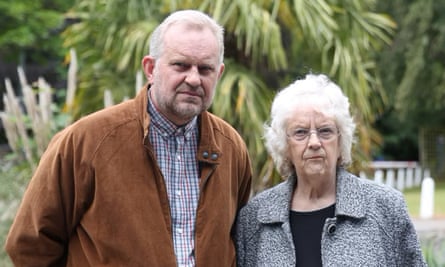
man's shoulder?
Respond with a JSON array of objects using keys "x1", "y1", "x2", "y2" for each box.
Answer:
[
  {"x1": 73, "y1": 99, "x2": 138, "y2": 132},
  {"x1": 52, "y1": 99, "x2": 140, "y2": 148}
]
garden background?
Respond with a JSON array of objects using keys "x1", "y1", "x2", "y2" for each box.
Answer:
[{"x1": 1, "y1": 0, "x2": 444, "y2": 266}]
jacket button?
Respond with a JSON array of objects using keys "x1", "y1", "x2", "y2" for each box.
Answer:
[
  {"x1": 211, "y1": 153, "x2": 218, "y2": 160},
  {"x1": 327, "y1": 223, "x2": 336, "y2": 234},
  {"x1": 202, "y1": 151, "x2": 209, "y2": 158}
]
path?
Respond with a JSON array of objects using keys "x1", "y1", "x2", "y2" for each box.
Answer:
[{"x1": 412, "y1": 217, "x2": 445, "y2": 235}]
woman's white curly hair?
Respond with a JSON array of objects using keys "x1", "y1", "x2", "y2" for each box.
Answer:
[{"x1": 263, "y1": 74, "x2": 356, "y2": 178}]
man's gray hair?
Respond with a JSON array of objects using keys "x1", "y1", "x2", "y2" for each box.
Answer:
[{"x1": 149, "y1": 10, "x2": 224, "y2": 64}]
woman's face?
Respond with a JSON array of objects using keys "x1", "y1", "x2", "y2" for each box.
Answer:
[{"x1": 286, "y1": 105, "x2": 341, "y2": 179}]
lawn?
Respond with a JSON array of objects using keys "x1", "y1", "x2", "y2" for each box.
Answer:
[{"x1": 404, "y1": 179, "x2": 445, "y2": 218}]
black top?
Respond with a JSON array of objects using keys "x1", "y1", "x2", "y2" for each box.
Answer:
[{"x1": 289, "y1": 204, "x2": 335, "y2": 267}]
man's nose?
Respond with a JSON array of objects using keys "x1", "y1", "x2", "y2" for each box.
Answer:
[{"x1": 185, "y1": 66, "x2": 201, "y2": 87}]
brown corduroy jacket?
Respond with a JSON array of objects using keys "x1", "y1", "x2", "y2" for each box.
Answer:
[{"x1": 5, "y1": 87, "x2": 252, "y2": 267}]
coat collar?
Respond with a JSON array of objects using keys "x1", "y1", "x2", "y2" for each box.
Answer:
[
  {"x1": 257, "y1": 168, "x2": 366, "y2": 224},
  {"x1": 335, "y1": 168, "x2": 367, "y2": 219},
  {"x1": 257, "y1": 178, "x2": 294, "y2": 224}
]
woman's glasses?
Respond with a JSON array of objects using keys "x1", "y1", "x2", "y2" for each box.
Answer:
[{"x1": 287, "y1": 126, "x2": 339, "y2": 142}]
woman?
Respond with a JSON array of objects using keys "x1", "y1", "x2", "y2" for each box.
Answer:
[{"x1": 235, "y1": 74, "x2": 426, "y2": 266}]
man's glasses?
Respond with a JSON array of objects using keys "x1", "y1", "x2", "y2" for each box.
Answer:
[{"x1": 287, "y1": 126, "x2": 339, "y2": 142}]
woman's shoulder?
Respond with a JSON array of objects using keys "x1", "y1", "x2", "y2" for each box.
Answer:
[
  {"x1": 238, "y1": 179, "x2": 292, "y2": 225},
  {"x1": 340, "y1": 170, "x2": 404, "y2": 201},
  {"x1": 247, "y1": 179, "x2": 291, "y2": 206},
  {"x1": 358, "y1": 174, "x2": 404, "y2": 202},
  {"x1": 341, "y1": 170, "x2": 408, "y2": 219}
]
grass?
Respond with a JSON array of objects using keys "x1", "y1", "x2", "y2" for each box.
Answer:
[{"x1": 404, "y1": 179, "x2": 445, "y2": 218}]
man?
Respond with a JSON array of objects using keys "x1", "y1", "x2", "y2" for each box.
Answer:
[{"x1": 6, "y1": 10, "x2": 252, "y2": 267}]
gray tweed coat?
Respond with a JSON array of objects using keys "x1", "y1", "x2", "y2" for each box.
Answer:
[{"x1": 235, "y1": 168, "x2": 427, "y2": 267}]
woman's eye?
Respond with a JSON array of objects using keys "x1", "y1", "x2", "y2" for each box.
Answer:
[
  {"x1": 319, "y1": 127, "x2": 334, "y2": 134},
  {"x1": 294, "y1": 129, "x2": 309, "y2": 136}
]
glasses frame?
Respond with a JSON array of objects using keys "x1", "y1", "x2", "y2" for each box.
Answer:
[{"x1": 286, "y1": 126, "x2": 340, "y2": 142}]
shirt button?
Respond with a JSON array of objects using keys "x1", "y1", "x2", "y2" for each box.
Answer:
[
  {"x1": 177, "y1": 228, "x2": 183, "y2": 234},
  {"x1": 175, "y1": 190, "x2": 181, "y2": 196}
]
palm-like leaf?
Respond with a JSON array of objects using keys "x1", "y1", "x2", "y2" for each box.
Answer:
[
  {"x1": 63, "y1": 0, "x2": 395, "y2": 191},
  {"x1": 212, "y1": 60, "x2": 273, "y2": 190}
]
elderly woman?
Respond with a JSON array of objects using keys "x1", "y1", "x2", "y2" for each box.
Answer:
[{"x1": 235, "y1": 74, "x2": 426, "y2": 267}]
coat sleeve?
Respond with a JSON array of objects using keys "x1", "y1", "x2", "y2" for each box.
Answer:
[
  {"x1": 393, "y1": 195, "x2": 427, "y2": 266},
  {"x1": 235, "y1": 207, "x2": 248, "y2": 266},
  {"x1": 5, "y1": 130, "x2": 93, "y2": 267}
]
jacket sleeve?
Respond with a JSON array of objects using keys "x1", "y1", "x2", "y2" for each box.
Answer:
[
  {"x1": 5, "y1": 130, "x2": 93, "y2": 267},
  {"x1": 238, "y1": 147, "x2": 252, "y2": 208}
]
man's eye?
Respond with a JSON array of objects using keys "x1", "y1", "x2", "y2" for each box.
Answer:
[
  {"x1": 198, "y1": 66, "x2": 213, "y2": 74},
  {"x1": 173, "y1": 62, "x2": 184, "y2": 66},
  {"x1": 172, "y1": 62, "x2": 188, "y2": 69}
]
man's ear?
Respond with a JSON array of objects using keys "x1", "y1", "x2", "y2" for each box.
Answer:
[{"x1": 142, "y1": 56, "x2": 156, "y2": 83}]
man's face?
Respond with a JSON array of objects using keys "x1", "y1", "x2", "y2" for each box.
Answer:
[{"x1": 142, "y1": 23, "x2": 224, "y2": 125}]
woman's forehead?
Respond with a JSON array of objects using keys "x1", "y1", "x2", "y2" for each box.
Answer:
[{"x1": 287, "y1": 106, "x2": 336, "y2": 124}]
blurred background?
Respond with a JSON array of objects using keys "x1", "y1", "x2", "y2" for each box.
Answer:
[{"x1": 0, "y1": 0, "x2": 444, "y2": 265}]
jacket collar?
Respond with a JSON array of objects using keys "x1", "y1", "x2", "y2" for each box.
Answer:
[
  {"x1": 136, "y1": 84, "x2": 222, "y2": 165},
  {"x1": 257, "y1": 168, "x2": 366, "y2": 224},
  {"x1": 135, "y1": 84, "x2": 150, "y2": 140}
]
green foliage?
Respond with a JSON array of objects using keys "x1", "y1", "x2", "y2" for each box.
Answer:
[
  {"x1": 62, "y1": 0, "x2": 395, "y2": 190},
  {"x1": 0, "y1": 156, "x2": 31, "y2": 267},
  {"x1": 0, "y1": 0, "x2": 74, "y2": 63},
  {"x1": 2, "y1": 101, "x2": 71, "y2": 169},
  {"x1": 373, "y1": 0, "x2": 445, "y2": 162},
  {"x1": 1, "y1": 76, "x2": 73, "y2": 171},
  {"x1": 377, "y1": 0, "x2": 445, "y2": 127},
  {"x1": 61, "y1": 1, "x2": 160, "y2": 116}
]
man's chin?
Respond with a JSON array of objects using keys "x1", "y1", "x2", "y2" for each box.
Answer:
[{"x1": 174, "y1": 104, "x2": 202, "y2": 118}]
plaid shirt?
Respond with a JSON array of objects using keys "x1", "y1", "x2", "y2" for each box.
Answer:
[{"x1": 148, "y1": 96, "x2": 199, "y2": 267}]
